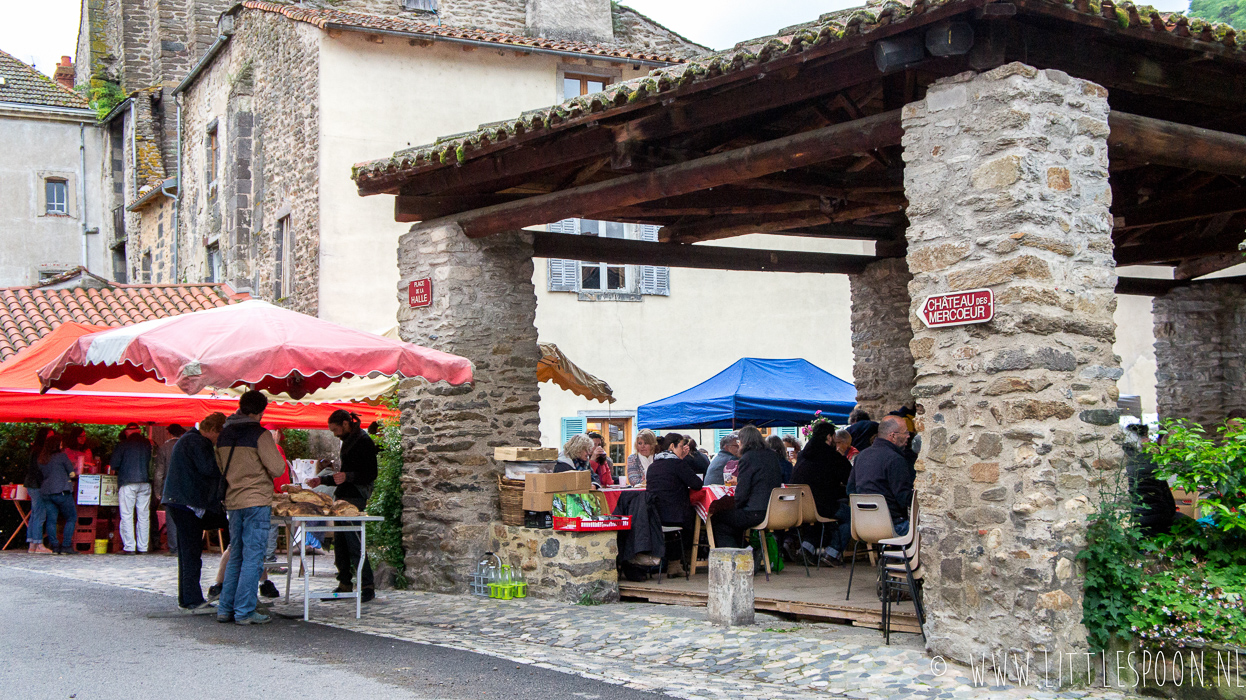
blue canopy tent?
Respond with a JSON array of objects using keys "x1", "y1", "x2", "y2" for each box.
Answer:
[{"x1": 637, "y1": 358, "x2": 856, "y2": 430}]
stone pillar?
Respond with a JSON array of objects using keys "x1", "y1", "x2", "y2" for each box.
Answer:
[
  {"x1": 902, "y1": 64, "x2": 1121, "y2": 669},
  {"x1": 396, "y1": 223, "x2": 543, "y2": 592},
  {"x1": 849, "y1": 257, "x2": 916, "y2": 417},
  {"x1": 707, "y1": 548, "x2": 755, "y2": 626},
  {"x1": 1153, "y1": 283, "x2": 1246, "y2": 426}
]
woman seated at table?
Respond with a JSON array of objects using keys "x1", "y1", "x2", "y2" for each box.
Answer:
[
  {"x1": 555, "y1": 434, "x2": 600, "y2": 486},
  {"x1": 645, "y1": 434, "x2": 703, "y2": 577},
  {"x1": 712, "y1": 426, "x2": 785, "y2": 549},
  {"x1": 624, "y1": 429, "x2": 658, "y2": 486},
  {"x1": 791, "y1": 421, "x2": 852, "y2": 564}
]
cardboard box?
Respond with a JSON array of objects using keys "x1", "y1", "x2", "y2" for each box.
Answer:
[
  {"x1": 522, "y1": 489, "x2": 590, "y2": 512},
  {"x1": 524, "y1": 470, "x2": 590, "y2": 494},
  {"x1": 495, "y1": 446, "x2": 559, "y2": 462}
]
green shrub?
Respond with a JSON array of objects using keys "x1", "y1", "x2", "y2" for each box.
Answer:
[
  {"x1": 1147, "y1": 419, "x2": 1246, "y2": 536},
  {"x1": 365, "y1": 409, "x2": 407, "y2": 589},
  {"x1": 1079, "y1": 465, "x2": 1144, "y2": 651},
  {"x1": 281, "y1": 429, "x2": 310, "y2": 461}
]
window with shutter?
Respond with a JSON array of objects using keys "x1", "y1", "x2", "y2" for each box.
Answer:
[
  {"x1": 560, "y1": 417, "x2": 587, "y2": 446},
  {"x1": 547, "y1": 219, "x2": 580, "y2": 292},
  {"x1": 638, "y1": 225, "x2": 670, "y2": 296},
  {"x1": 713, "y1": 428, "x2": 734, "y2": 447}
]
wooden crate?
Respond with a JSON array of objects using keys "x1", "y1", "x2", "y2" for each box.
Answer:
[{"x1": 494, "y1": 446, "x2": 559, "y2": 462}]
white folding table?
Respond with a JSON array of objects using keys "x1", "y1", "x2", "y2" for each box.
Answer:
[{"x1": 279, "y1": 515, "x2": 384, "y2": 621}]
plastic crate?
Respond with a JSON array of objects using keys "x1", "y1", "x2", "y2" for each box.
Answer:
[{"x1": 552, "y1": 515, "x2": 631, "y2": 532}]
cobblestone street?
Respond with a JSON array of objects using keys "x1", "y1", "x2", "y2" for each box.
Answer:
[{"x1": 0, "y1": 553, "x2": 1127, "y2": 700}]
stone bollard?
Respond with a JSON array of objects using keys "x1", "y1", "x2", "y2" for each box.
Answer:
[{"x1": 707, "y1": 548, "x2": 754, "y2": 626}]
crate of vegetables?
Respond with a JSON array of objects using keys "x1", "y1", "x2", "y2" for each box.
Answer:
[{"x1": 551, "y1": 492, "x2": 631, "y2": 532}]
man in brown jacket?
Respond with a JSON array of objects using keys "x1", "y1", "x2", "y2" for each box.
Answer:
[{"x1": 214, "y1": 391, "x2": 285, "y2": 625}]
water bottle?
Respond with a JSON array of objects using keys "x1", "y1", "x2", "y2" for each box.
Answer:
[
  {"x1": 499, "y1": 566, "x2": 514, "y2": 600},
  {"x1": 486, "y1": 562, "x2": 499, "y2": 598}
]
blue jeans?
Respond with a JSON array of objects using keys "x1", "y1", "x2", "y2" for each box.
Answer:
[
  {"x1": 25, "y1": 487, "x2": 43, "y2": 544},
  {"x1": 43, "y1": 492, "x2": 77, "y2": 551},
  {"x1": 893, "y1": 518, "x2": 910, "y2": 537},
  {"x1": 218, "y1": 506, "x2": 270, "y2": 620}
]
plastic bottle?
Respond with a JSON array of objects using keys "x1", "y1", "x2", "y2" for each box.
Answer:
[
  {"x1": 499, "y1": 566, "x2": 514, "y2": 600},
  {"x1": 486, "y1": 562, "x2": 499, "y2": 598}
]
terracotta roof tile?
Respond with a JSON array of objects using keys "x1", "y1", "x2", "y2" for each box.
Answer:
[
  {"x1": 0, "y1": 272, "x2": 240, "y2": 361},
  {"x1": 0, "y1": 49, "x2": 90, "y2": 110},
  {"x1": 240, "y1": 1, "x2": 688, "y2": 64},
  {"x1": 351, "y1": 0, "x2": 1246, "y2": 190}
]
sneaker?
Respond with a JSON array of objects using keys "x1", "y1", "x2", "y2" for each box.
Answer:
[
  {"x1": 207, "y1": 583, "x2": 222, "y2": 601},
  {"x1": 361, "y1": 587, "x2": 375, "y2": 603},
  {"x1": 332, "y1": 583, "x2": 353, "y2": 594},
  {"x1": 234, "y1": 613, "x2": 271, "y2": 625},
  {"x1": 180, "y1": 602, "x2": 216, "y2": 615},
  {"x1": 782, "y1": 538, "x2": 803, "y2": 563},
  {"x1": 216, "y1": 615, "x2": 234, "y2": 623},
  {"x1": 666, "y1": 560, "x2": 686, "y2": 577},
  {"x1": 259, "y1": 581, "x2": 280, "y2": 599},
  {"x1": 818, "y1": 553, "x2": 841, "y2": 567}
]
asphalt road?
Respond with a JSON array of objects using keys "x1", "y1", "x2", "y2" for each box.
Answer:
[{"x1": 0, "y1": 566, "x2": 664, "y2": 700}]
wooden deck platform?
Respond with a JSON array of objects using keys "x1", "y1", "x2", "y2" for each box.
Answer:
[{"x1": 619, "y1": 560, "x2": 923, "y2": 634}]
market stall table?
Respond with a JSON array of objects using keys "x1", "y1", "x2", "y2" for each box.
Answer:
[
  {"x1": 1, "y1": 485, "x2": 30, "y2": 550},
  {"x1": 281, "y1": 514, "x2": 384, "y2": 621},
  {"x1": 689, "y1": 485, "x2": 735, "y2": 575}
]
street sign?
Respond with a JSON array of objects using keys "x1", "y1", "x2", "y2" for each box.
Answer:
[
  {"x1": 408, "y1": 278, "x2": 432, "y2": 308},
  {"x1": 918, "y1": 288, "x2": 993, "y2": 328}
]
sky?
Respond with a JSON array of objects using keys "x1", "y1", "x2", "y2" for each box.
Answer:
[{"x1": 0, "y1": 0, "x2": 1198, "y2": 75}]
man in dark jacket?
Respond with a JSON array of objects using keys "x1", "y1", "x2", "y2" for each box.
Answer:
[
  {"x1": 849, "y1": 415, "x2": 915, "y2": 536},
  {"x1": 112, "y1": 423, "x2": 153, "y2": 553},
  {"x1": 162, "y1": 413, "x2": 227, "y2": 613},
  {"x1": 308, "y1": 410, "x2": 379, "y2": 601},
  {"x1": 712, "y1": 426, "x2": 785, "y2": 548},
  {"x1": 791, "y1": 421, "x2": 852, "y2": 561},
  {"x1": 645, "y1": 436, "x2": 703, "y2": 576}
]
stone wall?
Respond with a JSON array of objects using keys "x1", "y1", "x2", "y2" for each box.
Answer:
[
  {"x1": 612, "y1": 5, "x2": 708, "y2": 59},
  {"x1": 902, "y1": 63, "x2": 1120, "y2": 672},
  {"x1": 849, "y1": 257, "x2": 916, "y2": 417},
  {"x1": 396, "y1": 223, "x2": 542, "y2": 592},
  {"x1": 176, "y1": 11, "x2": 320, "y2": 312},
  {"x1": 439, "y1": 0, "x2": 528, "y2": 33},
  {"x1": 489, "y1": 524, "x2": 618, "y2": 603},
  {"x1": 1153, "y1": 283, "x2": 1246, "y2": 425}
]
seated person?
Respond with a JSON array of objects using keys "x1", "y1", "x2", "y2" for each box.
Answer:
[
  {"x1": 555, "y1": 434, "x2": 600, "y2": 486},
  {"x1": 587, "y1": 431, "x2": 615, "y2": 487},
  {"x1": 712, "y1": 426, "x2": 784, "y2": 549},
  {"x1": 645, "y1": 434, "x2": 703, "y2": 576},
  {"x1": 684, "y1": 437, "x2": 710, "y2": 476},
  {"x1": 1125, "y1": 424, "x2": 1179, "y2": 537},
  {"x1": 835, "y1": 428, "x2": 858, "y2": 463},
  {"x1": 704, "y1": 432, "x2": 740, "y2": 486},
  {"x1": 791, "y1": 421, "x2": 852, "y2": 563},
  {"x1": 849, "y1": 415, "x2": 914, "y2": 537},
  {"x1": 625, "y1": 429, "x2": 658, "y2": 486}
]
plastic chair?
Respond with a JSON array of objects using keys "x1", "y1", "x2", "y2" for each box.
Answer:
[
  {"x1": 793, "y1": 484, "x2": 837, "y2": 570},
  {"x1": 746, "y1": 487, "x2": 805, "y2": 581},
  {"x1": 657, "y1": 526, "x2": 689, "y2": 583},
  {"x1": 878, "y1": 494, "x2": 924, "y2": 644},
  {"x1": 845, "y1": 494, "x2": 896, "y2": 601}
]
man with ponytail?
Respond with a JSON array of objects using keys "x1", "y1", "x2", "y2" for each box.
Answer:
[{"x1": 308, "y1": 409, "x2": 378, "y2": 602}]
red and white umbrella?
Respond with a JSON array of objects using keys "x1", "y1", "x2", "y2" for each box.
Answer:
[{"x1": 38, "y1": 300, "x2": 473, "y2": 399}]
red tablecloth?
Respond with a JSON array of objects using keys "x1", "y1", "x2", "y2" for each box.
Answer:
[
  {"x1": 601, "y1": 487, "x2": 644, "y2": 513},
  {"x1": 601, "y1": 485, "x2": 737, "y2": 519}
]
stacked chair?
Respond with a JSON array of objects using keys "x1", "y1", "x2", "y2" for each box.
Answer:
[
  {"x1": 876, "y1": 494, "x2": 926, "y2": 644},
  {"x1": 844, "y1": 494, "x2": 896, "y2": 600}
]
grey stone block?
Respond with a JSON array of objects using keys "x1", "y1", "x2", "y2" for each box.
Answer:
[{"x1": 707, "y1": 548, "x2": 754, "y2": 627}]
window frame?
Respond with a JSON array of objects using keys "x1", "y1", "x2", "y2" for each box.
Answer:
[
  {"x1": 274, "y1": 215, "x2": 293, "y2": 299},
  {"x1": 37, "y1": 172, "x2": 75, "y2": 218},
  {"x1": 585, "y1": 417, "x2": 633, "y2": 472},
  {"x1": 205, "y1": 243, "x2": 221, "y2": 283},
  {"x1": 556, "y1": 63, "x2": 621, "y2": 102},
  {"x1": 45, "y1": 179, "x2": 68, "y2": 215},
  {"x1": 206, "y1": 120, "x2": 219, "y2": 202}
]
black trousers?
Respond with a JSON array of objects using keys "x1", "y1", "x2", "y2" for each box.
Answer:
[
  {"x1": 166, "y1": 506, "x2": 206, "y2": 608},
  {"x1": 712, "y1": 509, "x2": 766, "y2": 549},
  {"x1": 334, "y1": 529, "x2": 374, "y2": 590}
]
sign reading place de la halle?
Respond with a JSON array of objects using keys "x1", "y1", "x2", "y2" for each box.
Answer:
[
  {"x1": 408, "y1": 278, "x2": 432, "y2": 308},
  {"x1": 918, "y1": 288, "x2": 994, "y2": 328}
]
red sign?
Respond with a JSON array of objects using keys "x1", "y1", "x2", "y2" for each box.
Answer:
[
  {"x1": 918, "y1": 288, "x2": 994, "y2": 328},
  {"x1": 408, "y1": 278, "x2": 432, "y2": 308}
]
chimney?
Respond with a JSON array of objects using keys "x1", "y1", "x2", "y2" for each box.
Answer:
[
  {"x1": 526, "y1": 0, "x2": 613, "y2": 44},
  {"x1": 53, "y1": 56, "x2": 74, "y2": 90}
]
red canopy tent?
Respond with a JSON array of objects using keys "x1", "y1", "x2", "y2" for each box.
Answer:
[{"x1": 0, "y1": 323, "x2": 395, "y2": 428}]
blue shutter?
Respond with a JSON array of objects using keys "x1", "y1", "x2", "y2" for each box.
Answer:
[
  {"x1": 775, "y1": 427, "x2": 799, "y2": 438},
  {"x1": 560, "y1": 417, "x2": 586, "y2": 446},
  {"x1": 547, "y1": 219, "x2": 580, "y2": 292},
  {"x1": 638, "y1": 225, "x2": 670, "y2": 296},
  {"x1": 713, "y1": 428, "x2": 733, "y2": 448}
]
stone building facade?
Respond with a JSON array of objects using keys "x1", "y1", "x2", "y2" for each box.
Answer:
[
  {"x1": 902, "y1": 64, "x2": 1121, "y2": 666},
  {"x1": 1153, "y1": 282, "x2": 1246, "y2": 425},
  {"x1": 849, "y1": 257, "x2": 915, "y2": 418}
]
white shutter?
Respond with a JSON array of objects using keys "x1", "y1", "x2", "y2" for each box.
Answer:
[
  {"x1": 637, "y1": 225, "x2": 670, "y2": 296},
  {"x1": 547, "y1": 219, "x2": 580, "y2": 292}
]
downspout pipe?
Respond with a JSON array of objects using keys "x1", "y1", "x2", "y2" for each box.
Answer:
[{"x1": 79, "y1": 124, "x2": 88, "y2": 269}]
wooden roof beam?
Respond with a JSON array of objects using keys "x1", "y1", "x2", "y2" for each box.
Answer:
[
  {"x1": 1108, "y1": 114, "x2": 1246, "y2": 178},
  {"x1": 416, "y1": 110, "x2": 906, "y2": 239},
  {"x1": 532, "y1": 231, "x2": 875, "y2": 274},
  {"x1": 1113, "y1": 186, "x2": 1246, "y2": 230}
]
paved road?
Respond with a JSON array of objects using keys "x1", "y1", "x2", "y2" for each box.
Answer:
[{"x1": 0, "y1": 566, "x2": 662, "y2": 700}]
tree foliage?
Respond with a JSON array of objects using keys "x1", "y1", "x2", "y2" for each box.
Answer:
[{"x1": 1189, "y1": 0, "x2": 1246, "y2": 29}]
